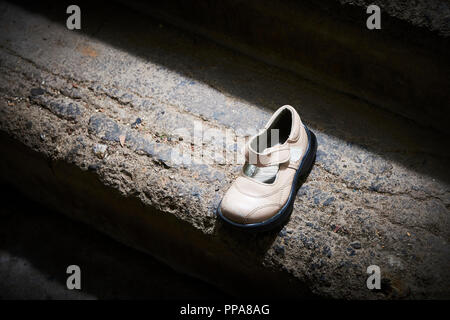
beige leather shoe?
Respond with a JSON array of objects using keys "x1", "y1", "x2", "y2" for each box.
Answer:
[{"x1": 217, "y1": 105, "x2": 317, "y2": 231}]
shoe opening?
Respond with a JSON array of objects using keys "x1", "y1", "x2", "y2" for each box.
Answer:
[
  {"x1": 250, "y1": 108, "x2": 292, "y2": 153},
  {"x1": 244, "y1": 108, "x2": 293, "y2": 184},
  {"x1": 243, "y1": 163, "x2": 279, "y2": 184}
]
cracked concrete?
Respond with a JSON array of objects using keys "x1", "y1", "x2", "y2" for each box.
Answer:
[{"x1": 0, "y1": 1, "x2": 449, "y2": 299}]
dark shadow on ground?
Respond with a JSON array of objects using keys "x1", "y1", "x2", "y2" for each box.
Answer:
[
  {"x1": 0, "y1": 183, "x2": 229, "y2": 299},
  {"x1": 4, "y1": 0, "x2": 450, "y2": 186}
]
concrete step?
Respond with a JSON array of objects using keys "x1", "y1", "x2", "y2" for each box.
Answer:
[
  {"x1": 0, "y1": 1, "x2": 449, "y2": 299},
  {"x1": 0, "y1": 184, "x2": 228, "y2": 299},
  {"x1": 120, "y1": 0, "x2": 450, "y2": 134}
]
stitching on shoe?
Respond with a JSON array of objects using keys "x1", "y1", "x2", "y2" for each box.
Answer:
[
  {"x1": 244, "y1": 203, "x2": 280, "y2": 223},
  {"x1": 279, "y1": 184, "x2": 289, "y2": 205},
  {"x1": 233, "y1": 181, "x2": 282, "y2": 198}
]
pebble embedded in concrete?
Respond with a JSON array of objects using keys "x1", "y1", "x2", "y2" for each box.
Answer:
[{"x1": 93, "y1": 143, "x2": 108, "y2": 159}]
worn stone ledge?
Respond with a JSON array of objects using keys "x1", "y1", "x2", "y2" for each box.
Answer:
[
  {"x1": 0, "y1": 2, "x2": 449, "y2": 299},
  {"x1": 120, "y1": 0, "x2": 450, "y2": 134}
]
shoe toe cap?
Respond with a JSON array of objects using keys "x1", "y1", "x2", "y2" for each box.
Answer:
[
  {"x1": 219, "y1": 194, "x2": 248, "y2": 224},
  {"x1": 219, "y1": 187, "x2": 280, "y2": 225}
]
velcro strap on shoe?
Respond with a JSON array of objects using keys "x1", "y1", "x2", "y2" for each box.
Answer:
[{"x1": 245, "y1": 144, "x2": 291, "y2": 166}]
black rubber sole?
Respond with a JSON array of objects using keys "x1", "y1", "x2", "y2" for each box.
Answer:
[{"x1": 216, "y1": 126, "x2": 317, "y2": 232}]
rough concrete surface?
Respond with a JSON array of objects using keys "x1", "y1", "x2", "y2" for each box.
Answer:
[
  {"x1": 121, "y1": 0, "x2": 450, "y2": 134},
  {"x1": 339, "y1": 0, "x2": 450, "y2": 36},
  {"x1": 0, "y1": 2, "x2": 449, "y2": 299}
]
